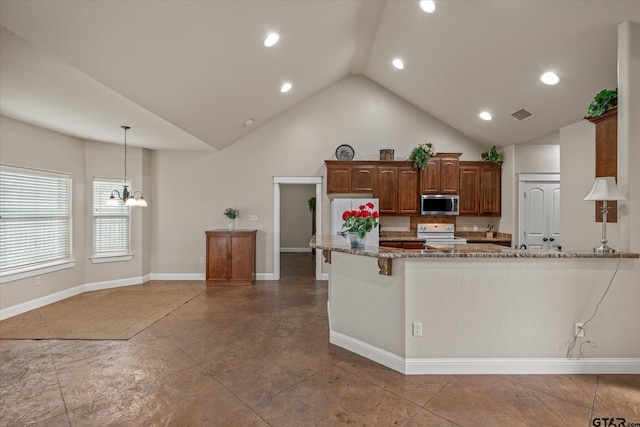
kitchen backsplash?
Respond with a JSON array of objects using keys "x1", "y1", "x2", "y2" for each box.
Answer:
[{"x1": 380, "y1": 215, "x2": 500, "y2": 232}]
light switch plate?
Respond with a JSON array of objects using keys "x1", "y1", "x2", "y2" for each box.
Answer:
[{"x1": 249, "y1": 215, "x2": 258, "y2": 221}]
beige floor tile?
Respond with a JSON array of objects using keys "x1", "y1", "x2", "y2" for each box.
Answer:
[
  {"x1": 338, "y1": 353, "x2": 453, "y2": 406},
  {"x1": 253, "y1": 365, "x2": 421, "y2": 426},
  {"x1": 425, "y1": 375, "x2": 592, "y2": 426},
  {"x1": 67, "y1": 366, "x2": 251, "y2": 426},
  {"x1": 592, "y1": 375, "x2": 640, "y2": 421}
]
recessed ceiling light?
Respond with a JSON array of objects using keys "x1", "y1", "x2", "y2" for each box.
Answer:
[
  {"x1": 419, "y1": 0, "x2": 436, "y2": 13},
  {"x1": 392, "y1": 58, "x2": 404, "y2": 70},
  {"x1": 479, "y1": 111, "x2": 493, "y2": 121},
  {"x1": 280, "y1": 82, "x2": 292, "y2": 93},
  {"x1": 264, "y1": 32, "x2": 280, "y2": 47},
  {"x1": 540, "y1": 71, "x2": 560, "y2": 85}
]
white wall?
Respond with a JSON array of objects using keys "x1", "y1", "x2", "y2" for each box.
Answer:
[
  {"x1": 151, "y1": 76, "x2": 485, "y2": 276},
  {"x1": 0, "y1": 116, "x2": 150, "y2": 310},
  {"x1": 280, "y1": 185, "x2": 315, "y2": 251},
  {"x1": 0, "y1": 117, "x2": 86, "y2": 308}
]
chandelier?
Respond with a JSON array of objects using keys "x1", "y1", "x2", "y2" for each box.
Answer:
[{"x1": 105, "y1": 126, "x2": 147, "y2": 207}]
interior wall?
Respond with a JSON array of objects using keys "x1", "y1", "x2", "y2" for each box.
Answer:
[
  {"x1": 280, "y1": 185, "x2": 315, "y2": 251},
  {"x1": 151, "y1": 76, "x2": 486, "y2": 276},
  {"x1": 83, "y1": 140, "x2": 145, "y2": 284},
  {"x1": 0, "y1": 116, "x2": 86, "y2": 309}
]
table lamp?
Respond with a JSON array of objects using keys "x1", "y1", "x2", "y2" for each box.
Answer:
[{"x1": 583, "y1": 177, "x2": 627, "y2": 253}]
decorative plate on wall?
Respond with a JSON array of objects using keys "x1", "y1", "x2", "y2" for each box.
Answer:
[{"x1": 335, "y1": 144, "x2": 355, "y2": 160}]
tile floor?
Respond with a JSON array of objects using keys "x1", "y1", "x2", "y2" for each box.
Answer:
[{"x1": 1, "y1": 253, "x2": 638, "y2": 426}]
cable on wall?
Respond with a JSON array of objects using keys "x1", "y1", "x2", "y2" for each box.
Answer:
[{"x1": 566, "y1": 258, "x2": 622, "y2": 360}]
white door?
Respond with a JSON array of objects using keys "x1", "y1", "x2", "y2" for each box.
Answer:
[{"x1": 521, "y1": 181, "x2": 560, "y2": 250}]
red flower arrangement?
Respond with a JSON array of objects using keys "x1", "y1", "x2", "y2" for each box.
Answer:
[{"x1": 342, "y1": 202, "x2": 379, "y2": 239}]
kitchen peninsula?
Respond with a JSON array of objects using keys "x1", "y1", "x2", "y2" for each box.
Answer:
[{"x1": 311, "y1": 236, "x2": 639, "y2": 375}]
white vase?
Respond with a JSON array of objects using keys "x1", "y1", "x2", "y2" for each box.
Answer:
[
  {"x1": 228, "y1": 219, "x2": 236, "y2": 231},
  {"x1": 348, "y1": 232, "x2": 366, "y2": 249}
]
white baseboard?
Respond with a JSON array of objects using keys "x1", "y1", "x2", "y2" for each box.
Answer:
[
  {"x1": 85, "y1": 276, "x2": 146, "y2": 291},
  {"x1": 320, "y1": 273, "x2": 329, "y2": 281},
  {"x1": 257, "y1": 273, "x2": 276, "y2": 280},
  {"x1": 330, "y1": 331, "x2": 640, "y2": 375},
  {"x1": 0, "y1": 284, "x2": 85, "y2": 320},
  {"x1": 280, "y1": 248, "x2": 313, "y2": 253},
  {"x1": 149, "y1": 273, "x2": 206, "y2": 281}
]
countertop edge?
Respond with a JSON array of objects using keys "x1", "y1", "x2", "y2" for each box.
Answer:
[{"x1": 311, "y1": 236, "x2": 639, "y2": 259}]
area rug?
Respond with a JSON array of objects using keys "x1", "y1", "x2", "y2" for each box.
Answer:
[{"x1": 0, "y1": 286, "x2": 203, "y2": 340}]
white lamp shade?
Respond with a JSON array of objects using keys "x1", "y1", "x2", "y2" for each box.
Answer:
[
  {"x1": 136, "y1": 197, "x2": 148, "y2": 207},
  {"x1": 125, "y1": 197, "x2": 137, "y2": 206},
  {"x1": 105, "y1": 197, "x2": 120, "y2": 206},
  {"x1": 584, "y1": 177, "x2": 627, "y2": 201}
]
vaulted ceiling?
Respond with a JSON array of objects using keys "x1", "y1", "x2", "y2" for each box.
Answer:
[{"x1": 1, "y1": 1, "x2": 638, "y2": 151}]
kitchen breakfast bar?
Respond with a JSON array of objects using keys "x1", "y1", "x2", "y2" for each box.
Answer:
[{"x1": 311, "y1": 236, "x2": 640, "y2": 375}]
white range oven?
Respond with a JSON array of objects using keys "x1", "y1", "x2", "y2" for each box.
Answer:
[{"x1": 417, "y1": 223, "x2": 467, "y2": 244}]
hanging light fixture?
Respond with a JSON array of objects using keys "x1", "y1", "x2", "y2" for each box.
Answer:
[{"x1": 105, "y1": 126, "x2": 147, "y2": 207}]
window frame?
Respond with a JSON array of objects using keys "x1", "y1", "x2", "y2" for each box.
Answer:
[
  {"x1": 0, "y1": 164, "x2": 75, "y2": 284},
  {"x1": 90, "y1": 177, "x2": 132, "y2": 264}
]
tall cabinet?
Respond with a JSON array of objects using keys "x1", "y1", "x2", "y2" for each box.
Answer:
[{"x1": 205, "y1": 230, "x2": 257, "y2": 285}]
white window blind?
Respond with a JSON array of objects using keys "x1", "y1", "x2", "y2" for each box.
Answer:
[
  {"x1": 0, "y1": 165, "x2": 72, "y2": 272},
  {"x1": 93, "y1": 178, "x2": 130, "y2": 255}
]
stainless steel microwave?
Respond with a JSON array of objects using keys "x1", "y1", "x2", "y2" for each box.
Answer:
[{"x1": 420, "y1": 195, "x2": 459, "y2": 215}]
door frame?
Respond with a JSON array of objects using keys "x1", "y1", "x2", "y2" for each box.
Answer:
[
  {"x1": 517, "y1": 173, "x2": 560, "y2": 247},
  {"x1": 273, "y1": 176, "x2": 323, "y2": 280}
]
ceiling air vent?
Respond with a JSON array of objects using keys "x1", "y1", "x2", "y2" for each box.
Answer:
[{"x1": 511, "y1": 108, "x2": 535, "y2": 122}]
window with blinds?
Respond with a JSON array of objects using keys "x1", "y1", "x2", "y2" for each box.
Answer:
[
  {"x1": 93, "y1": 178, "x2": 130, "y2": 255},
  {"x1": 0, "y1": 165, "x2": 72, "y2": 273}
]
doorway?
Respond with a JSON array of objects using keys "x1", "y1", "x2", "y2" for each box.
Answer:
[
  {"x1": 280, "y1": 184, "x2": 316, "y2": 278},
  {"x1": 518, "y1": 173, "x2": 560, "y2": 250},
  {"x1": 273, "y1": 176, "x2": 323, "y2": 280}
]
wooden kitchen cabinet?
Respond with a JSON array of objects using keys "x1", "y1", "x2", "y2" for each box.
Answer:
[
  {"x1": 420, "y1": 153, "x2": 461, "y2": 195},
  {"x1": 326, "y1": 161, "x2": 376, "y2": 194},
  {"x1": 376, "y1": 163, "x2": 418, "y2": 215},
  {"x1": 588, "y1": 107, "x2": 617, "y2": 222},
  {"x1": 459, "y1": 161, "x2": 501, "y2": 216},
  {"x1": 205, "y1": 230, "x2": 257, "y2": 285},
  {"x1": 376, "y1": 166, "x2": 398, "y2": 214}
]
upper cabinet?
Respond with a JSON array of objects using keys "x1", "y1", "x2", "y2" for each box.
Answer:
[
  {"x1": 326, "y1": 161, "x2": 376, "y2": 194},
  {"x1": 419, "y1": 153, "x2": 461, "y2": 195},
  {"x1": 377, "y1": 163, "x2": 418, "y2": 215},
  {"x1": 458, "y1": 161, "x2": 501, "y2": 216}
]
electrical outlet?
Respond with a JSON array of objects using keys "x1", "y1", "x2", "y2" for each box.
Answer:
[
  {"x1": 249, "y1": 215, "x2": 258, "y2": 221},
  {"x1": 199, "y1": 257, "x2": 205, "y2": 264},
  {"x1": 412, "y1": 322, "x2": 422, "y2": 337},
  {"x1": 575, "y1": 322, "x2": 585, "y2": 338},
  {"x1": 35, "y1": 276, "x2": 41, "y2": 286}
]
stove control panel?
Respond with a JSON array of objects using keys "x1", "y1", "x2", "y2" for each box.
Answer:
[{"x1": 417, "y1": 223, "x2": 455, "y2": 233}]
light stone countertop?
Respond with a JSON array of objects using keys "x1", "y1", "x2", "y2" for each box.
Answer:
[{"x1": 311, "y1": 236, "x2": 639, "y2": 259}]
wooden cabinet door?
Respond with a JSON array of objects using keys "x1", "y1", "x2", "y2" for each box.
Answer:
[
  {"x1": 352, "y1": 166, "x2": 377, "y2": 193},
  {"x1": 380, "y1": 241, "x2": 403, "y2": 248},
  {"x1": 326, "y1": 164, "x2": 351, "y2": 193},
  {"x1": 419, "y1": 158, "x2": 440, "y2": 195},
  {"x1": 377, "y1": 167, "x2": 398, "y2": 214},
  {"x1": 206, "y1": 234, "x2": 230, "y2": 281},
  {"x1": 398, "y1": 166, "x2": 419, "y2": 214},
  {"x1": 440, "y1": 158, "x2": 460, "y2": 194},
  {"x1": 459, "y1": 165, "x2": 480, "y2": 215},
  {"x1": 480, "y1": 164, "x2": 501, "y2": 215},
  {"x1": 230, "y1": 234, "x2": 255, "y2": 281}
]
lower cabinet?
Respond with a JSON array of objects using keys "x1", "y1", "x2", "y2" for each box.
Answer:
[
  {"x1": 380, "y1": 241, "x2": 425, "y2": 249},
  {"x1": 205, "y1": 230, "x2": 257, "y2": 285}
]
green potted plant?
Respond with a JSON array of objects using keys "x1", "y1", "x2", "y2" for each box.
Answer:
[
  {"x1": 481, "y1": 146, "x2": 502, "y2": 163},
  {"x1": 585, "y1": 88, "x2": 617, "y2": 118},
  {"x1": 408, "y1": 143, "x2": 436, "y2": 169}
]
